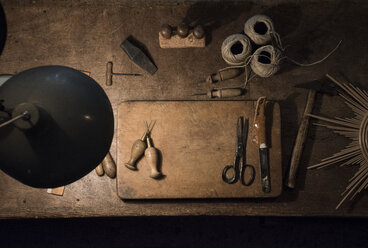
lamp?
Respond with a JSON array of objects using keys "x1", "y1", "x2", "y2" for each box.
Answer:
[{"x1": 0, "y1": 66, "x2": 114, "y2": 188}]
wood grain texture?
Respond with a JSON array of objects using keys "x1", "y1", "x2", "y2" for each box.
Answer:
[
  {"x1": 117, "y1": 101, "x2": 282, "y2": 199},
  {"x1": 1, "y1": 0, "x2": 368, "y2": 218}
]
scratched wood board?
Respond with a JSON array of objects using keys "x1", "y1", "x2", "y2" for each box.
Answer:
[{"x1": 117, "y1": 101, "x2": 282, "y2": 199}]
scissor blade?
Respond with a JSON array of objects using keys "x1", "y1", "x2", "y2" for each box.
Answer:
[
  {"x1": 243, "y1": 118, "x2": 249, "y2": 146},
  {"x1": 241, "y1": 118, "x2": 249, "y2": 164},
  {"x1": 236, "y1": 116, "x2": 244, "y2": 153},
  {"x1": 236, "y1": 116, "x2": 243, "y2": 140}
]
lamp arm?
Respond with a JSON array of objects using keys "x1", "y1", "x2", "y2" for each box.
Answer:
[{"x1": 0, "y1": 111, "x2": 29, "y2": 128}]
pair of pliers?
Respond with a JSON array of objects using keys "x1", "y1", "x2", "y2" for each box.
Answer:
[{"x1": 222, "y1": 116, "x2": 255, "y2": 186}]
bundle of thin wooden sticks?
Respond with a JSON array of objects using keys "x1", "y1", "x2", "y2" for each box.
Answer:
[{"x1": 307, "y1": 74, "x2": 368, "y2": 209}]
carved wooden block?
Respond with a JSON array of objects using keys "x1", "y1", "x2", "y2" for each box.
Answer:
[{"x1": 159, "y1": 32, "x2": 205, "y2": 48}]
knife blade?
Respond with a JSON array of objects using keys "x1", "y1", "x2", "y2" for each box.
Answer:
[{"x1": 252, "y1": 96, "x2": 271, "y2": 193}]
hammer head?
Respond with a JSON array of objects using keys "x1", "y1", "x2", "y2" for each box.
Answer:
[{"x1": 295, "y1": 78, "x2": 338, "y2": 96}]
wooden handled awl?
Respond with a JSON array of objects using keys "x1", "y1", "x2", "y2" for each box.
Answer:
[
  {"x1": 206, "y1": 68, "x2": 243, "y2": 84},
  {"x1": 145, "y1": 136, "x2": 161, "y2": 179},
  {"x1": 95, "y1": 163, "x2": 104, "y2": 176},
  {"x1": 102, "y1": 152, "x2": 116, "y2": 178},
  {"x1": 191, "y1": 88, "x2": 243, "y2": 98},
  {"x1": 125, "y1": 129, "x2": 148, "y2": 170}
]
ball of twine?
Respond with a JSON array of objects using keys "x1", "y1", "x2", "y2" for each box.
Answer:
[
  {"x1": 221, "y1": 34, "x2": 252, "y2": 65},
  {"x1": 250, "y1": 45, "x2": 282, "y2": 78},
  {"x1": 244, "y1": 15, "x2": 274, "y2": 45}
]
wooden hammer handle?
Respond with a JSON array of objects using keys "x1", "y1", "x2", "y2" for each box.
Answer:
[
  {"x1": 106, "y1": 62, "x2": 113, "y2": 86},
  {"x1": 287, "y1": 89, "x2": 316, "y2": 189}
]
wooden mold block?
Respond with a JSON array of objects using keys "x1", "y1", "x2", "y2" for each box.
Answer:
[
  {"x1": 117, "y1": 101, "x2": 282, "y2": 199},
  {"x1": 159, "y1": 32, "x2": 205, "y2": 48}
]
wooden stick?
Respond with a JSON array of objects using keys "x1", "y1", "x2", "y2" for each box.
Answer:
[
  {"x1": 313, "y1": 123, "x2": 358, "y2": 132},
  {"x1": 334, "y1": 131, "x2": 359, "y2": 139},
  {"x1": 327, "y1": 74, "x2": 368, "y2": 109},
  {"x1": 287, "y1": 89, "x2": 316, "y2": 188},
  {"x1": 307, "y1": 113, "x2": 359, "y2": 127},
  {"x1": 352, "y1": 84, "x2": 368, "y2": 106},
  {"x1": 344, "y1": 100, "x2": 366, "y2": 117},
  {"x1": 348, "y1": 165, "x2": 368, "y2": 183},
  {"x1": 308, "y1": 150, "x2": 361, "y2": 169},
  {"x1": 340, "y1": 155, "x2": 363, "y2": 167},
  {"x1": 335, "y1": 116, "x2": 361, "y2": 125}
]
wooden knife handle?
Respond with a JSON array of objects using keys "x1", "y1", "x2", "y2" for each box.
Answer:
[{"x1": 252, "y1": 98, "x2": 267, "y2": 147}]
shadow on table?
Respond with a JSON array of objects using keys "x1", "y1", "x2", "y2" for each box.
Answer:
[{"x1": 0, "y1": 3, "x2": 7, "y2": 55}]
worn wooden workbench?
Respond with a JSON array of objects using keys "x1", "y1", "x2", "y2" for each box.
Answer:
[{"x1": 0, "y1": 0, "x2": 367, "y2": 217}]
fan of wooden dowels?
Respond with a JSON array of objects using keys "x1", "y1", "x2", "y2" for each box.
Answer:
[{"x1": 307, "y1": 74, "x2": 368, "y2": 209}]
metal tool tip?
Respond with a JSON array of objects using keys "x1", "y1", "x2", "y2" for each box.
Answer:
[{"x1": 190, "y1": 93, "x2": 206, "y2": 96}]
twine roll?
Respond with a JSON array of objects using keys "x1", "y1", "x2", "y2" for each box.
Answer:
[
  {"x1": 244, "y1": 15, "x2": 275, "y2": 45},
  {"x1": 221, "y1": 34, "x2": 252, "y2": 65},
  {"x1": 250, "y1": 45, "x2": 282, "y2": 78}
]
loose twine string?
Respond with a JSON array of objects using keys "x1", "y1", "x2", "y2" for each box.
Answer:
[{"x1": 220, "y1": 14, "x2": 342, "y2": 89}]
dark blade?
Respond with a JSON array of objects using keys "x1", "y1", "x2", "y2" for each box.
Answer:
[
  {"x1": 259, "y1": 147, "x2": 271, "y2": 193},
  {"x1": 240, "y1": 118, "x2": 250, "y2": 181},
  {"x1": 295, "y1": 79, "x2": 337, "y2": 96},
  {"x1": 190, "y1": 92, "x2": 207, "y2": 96},
  {"x1": 120, "y1": 39, "x2": 157, "y2": 75},
  {"x1": 242, "y1": 118, "x2": 249, "y2": 156},
  {"x1": 236, "y1": 116, "x2": 244, "y2": 153}
]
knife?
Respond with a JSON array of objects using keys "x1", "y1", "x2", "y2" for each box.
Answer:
[{"x1": 252, "y1": 97, "x2": 271, "y2": 193}]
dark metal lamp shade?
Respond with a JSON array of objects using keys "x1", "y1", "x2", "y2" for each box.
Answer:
[{"x1": 0, "y1": 66, "x2": 114, "y2": 188}]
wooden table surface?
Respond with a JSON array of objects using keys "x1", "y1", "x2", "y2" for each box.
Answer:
[{"x1": 0, "y1": 0, "x2": 368, "y2": 218}]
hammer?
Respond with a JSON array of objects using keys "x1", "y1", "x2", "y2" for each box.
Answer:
[
  {"x1": 286, "y1": 78, "x2": 337, "y2": 189},
  {"x1": 105, "y1": 61, "x2": 142, "y2": 86}
]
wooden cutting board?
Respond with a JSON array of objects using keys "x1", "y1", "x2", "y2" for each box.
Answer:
[{"x1": 117, "y1": 101, "x2": 282, "y2": 199}]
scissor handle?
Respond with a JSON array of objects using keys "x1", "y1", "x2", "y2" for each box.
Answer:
[
  {"x1": 240, "y1": 164, "x2": 255, "y2": 186},
  {"x1": 222, "y1": 165, "x2": 238, "y2": 184}
]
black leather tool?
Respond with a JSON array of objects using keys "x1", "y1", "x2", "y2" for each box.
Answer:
[{"x1": 120, "y1": 38, "x2": 157, "y2": 75}]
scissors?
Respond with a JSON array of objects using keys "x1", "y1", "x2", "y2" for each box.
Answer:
[{"x1": 222, "y1": 116, "x2": 255, "y2": 186}]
